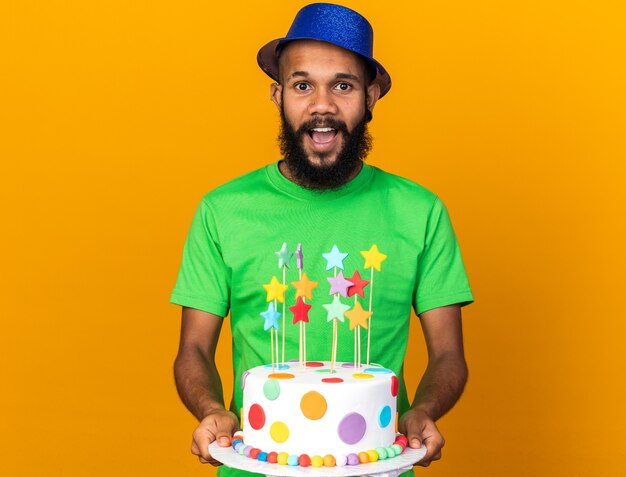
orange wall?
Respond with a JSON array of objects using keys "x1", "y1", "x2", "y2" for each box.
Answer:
[{"x1": 2, "y1": 1, "x2": 625, "y2": 475}]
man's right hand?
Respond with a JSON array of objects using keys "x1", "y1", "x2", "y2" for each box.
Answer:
[{"x1": 191, "y1": 408, "x2": 239, "y2": 465}]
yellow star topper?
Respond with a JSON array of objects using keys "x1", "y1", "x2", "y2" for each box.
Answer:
[
  {"x1": 345, "y1": 301, "x2": 373, "y2": 330},
  {"x1": 291, "y1": 272, "x2": 319, "y2": 301},
  {"x1": 360, "y1": 244, "x2": 387, "y2": 271},
  {"x1": 263, "y1": 276, "x2": 288, "y2": 303}
]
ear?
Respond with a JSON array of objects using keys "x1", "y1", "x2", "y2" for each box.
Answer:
[
  {"x1": 366, "y1": 82, "x2": 381, "y2": 111},
  {"x1": 270, "y1": 83, "x2": 283, "y2": 111}
]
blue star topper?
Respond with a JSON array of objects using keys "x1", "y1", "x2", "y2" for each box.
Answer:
[
  {"x1": 322, "y1": 244, "x2": 348, "y2": 270},
  {"x1": 260, "y1": 302, "x2": 281, "y2": 331}
]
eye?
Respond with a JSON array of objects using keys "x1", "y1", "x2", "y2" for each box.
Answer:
[
  {"x1": 336, "y1": 82, "x2": 351, "y2": 91},
  {"x1": 294, "y1": 82, "x2": 310, "y2": 91}
]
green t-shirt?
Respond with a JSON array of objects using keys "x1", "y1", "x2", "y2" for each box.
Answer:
[{"x1": 171, "y1": 162, "x2": 473, "y2": 477}]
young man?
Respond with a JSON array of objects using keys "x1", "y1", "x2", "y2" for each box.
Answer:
[{"x1": 171, "y1": 4, "x2": 473, "y2": 475}]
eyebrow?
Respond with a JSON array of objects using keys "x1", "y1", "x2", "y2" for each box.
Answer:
[{"x1": 287, "y1": 71, "x2": 361, "y2": 81}]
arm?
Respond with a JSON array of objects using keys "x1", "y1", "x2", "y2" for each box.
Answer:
[
  {"x1": 174, "y1": 306, "x2": 239, "y2": 465},
  {"x1": 399, "y1": 304, "x2": 468, "y2": 466}
]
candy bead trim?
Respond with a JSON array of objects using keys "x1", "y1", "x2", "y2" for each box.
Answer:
[{"x1": 231, "y1": 433, "x2": 408, "y2": 468}]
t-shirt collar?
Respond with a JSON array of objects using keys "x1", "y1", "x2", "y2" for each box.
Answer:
[{"x1": 265, "y1": 160, "x2": 374, "y2": 201}]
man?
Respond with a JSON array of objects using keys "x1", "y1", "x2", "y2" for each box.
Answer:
[{"x1": 171, "y1": 4, "x2": 473, "y2": 476}]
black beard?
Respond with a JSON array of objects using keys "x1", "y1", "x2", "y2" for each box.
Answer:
[{"x1": 278, "y1": 108, "x2": 372, "y2": 190}]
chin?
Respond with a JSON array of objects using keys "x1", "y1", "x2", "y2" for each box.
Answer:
[{"x1": 306, "y1": 155, "x2": 338, "y2": 168}]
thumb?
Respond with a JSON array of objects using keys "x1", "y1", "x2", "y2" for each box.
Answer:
[
  {"x1": 214, "y1": 415, "x2": 238, "y2": 447},
  {"x1": 406, "y1": 427, "x2": 423, "y2": 449},
  {"x1": 214, "y1": 432, "x2": 231, "y2": 447}
]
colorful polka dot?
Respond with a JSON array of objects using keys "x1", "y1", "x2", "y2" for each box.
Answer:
[
  {"x1": 248, "y1": 404, "x2": 265, "y2": 430},
  {"x1": 379, "y1": 405, "x2": 392, "y2": 428},
  {"x1": 316, "y1": 369, "x2": 337, "y2": 374},
  {"x1": 364, "y1": 367, "x2": 392, "y2": 374},
  {"x1": 391, "y1": 375, "x2": 399, "y2": 397},
  {"x1": 322, "y1": 377, "x2": 344, "y2": 383},
  {"x1": 305, "y1": 361, "x2": 324, "y2": 367},
  {"x1": 300, "y1": 391, "x2": 327, "y2": 420},
  {"x1": 241, "y1": 371, "x2": 250, "y2": 390},
  {"x1": 263, "y1": 379, "x2": 280, "y2": 400},
  {"x1": 264, "y1": 363, "x2": 290, "y2": 370},
  {"x1": 267, "y1": 372, "x2": 295, "y2": 379},
  {"x1": 352, "y1": 373, "x2": 374, "y2": 379},
  {"x1": 338, "y1": 412, "x2": 366, "y2": 444},
  {"x1": 270, "y1": 421, "x2": 289, "y2": 443},
  {"x1": 341, "y1": 362, "x2": 357, "y2": 368}
]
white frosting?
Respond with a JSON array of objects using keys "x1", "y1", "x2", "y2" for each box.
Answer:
[{"x1": 242, "y1": 361, "x2": 397, "y2": 457}]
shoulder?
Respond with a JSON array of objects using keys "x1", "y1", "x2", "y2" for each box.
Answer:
[{"x1": 369, "y1": 166, "x2": 440, "y2": 207}]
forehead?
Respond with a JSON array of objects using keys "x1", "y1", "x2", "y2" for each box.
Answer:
[{"x1": 277, "y1": 40, "x2": 367, "y2": 80}]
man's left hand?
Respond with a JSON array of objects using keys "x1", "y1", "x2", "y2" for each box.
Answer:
[{"x1": 398, "y1": 408, "x2": 445, "y2": 467}]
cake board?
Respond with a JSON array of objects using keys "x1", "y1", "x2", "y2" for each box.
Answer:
[{"x1": 209, "y1": 442, "x2": 426, "y2": 477}]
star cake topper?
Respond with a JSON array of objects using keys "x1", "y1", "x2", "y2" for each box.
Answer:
[
  {"x1": 275, "y1": 242, "x2": 293, "y2": 268},
  {"x1": 361, "y1": 244, "x2": 387, "y2": 271},
  {"x1": 345, "y1": 301, "x2": 373, "y2": 330},
  {"x1": 295, "y1": 243, "x2": 303, "y2": 270},
  {"x1": 322, "y1": 295, "x2": 350, "y2": 322},
  {"x1": 346, "y1": 270, "x2": 370, "y2": 298},
  {"x1": 263, "y1": 276, "x2": 288, "y2": 303},
  {"x1": 322, "y1": 245, "x2": 348, "y2": 270},
  {"x1": 291, "y1": 272, "x2": 319, "y2": 301},
  {"x1": 260, "y1": 302, "x2": 281, "y2": 331},
  {"x1": 289, "y1": 296, "x2": 312, "y2": 324},
  {"x1": 327, "y1": 271, "x2": 352, "y2": 298}
]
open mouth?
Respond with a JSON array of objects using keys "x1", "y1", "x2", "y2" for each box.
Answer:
[{"x1": 308, "y1": 127, "x2": 338, "y2": 145}]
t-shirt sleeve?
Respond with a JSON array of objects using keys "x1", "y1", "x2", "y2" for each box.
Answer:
[
  {"x1": 170, "y1": 199, "x2": 231, "y2": 317},
  {"x1": 413, "y1": 197, "x2": 474, "y2": 315}
]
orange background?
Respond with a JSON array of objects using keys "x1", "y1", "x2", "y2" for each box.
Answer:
[{"x1": 2, "y1": 1, "x2": 625, "y2": 476}]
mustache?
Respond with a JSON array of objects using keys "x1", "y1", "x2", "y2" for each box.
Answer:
[{"x1": 295, "y1": 117, "x2": 350, "y2": 136}]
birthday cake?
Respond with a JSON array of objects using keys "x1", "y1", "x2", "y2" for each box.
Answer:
[
  {"x1": 230, "y1": 243, "x2": 407, "y2": 467},
  {"x1": 235, "y1": 361, "x2": 406, "y2": 467}
]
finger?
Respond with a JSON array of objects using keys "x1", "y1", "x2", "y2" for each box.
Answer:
[
  {"x1": 418, "y1": 433, "x2": 444, "y2": 466},
  {"x1": 192, "y1": 428, "x2": 216, "y2": 461}
]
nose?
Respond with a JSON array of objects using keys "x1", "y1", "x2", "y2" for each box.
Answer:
[{"x1": 307, "y1": 87, "x2": 338, "y2": 116}]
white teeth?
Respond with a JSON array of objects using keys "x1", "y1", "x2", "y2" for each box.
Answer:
[{"x1": 311, "y1": 128, "x2": 335, "y2": 132}]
